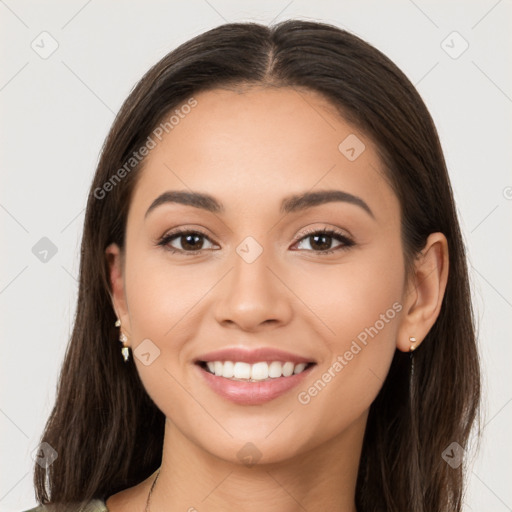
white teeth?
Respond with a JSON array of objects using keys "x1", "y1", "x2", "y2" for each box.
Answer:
[
  {"x1": 293, "y1": 363, "x2": 307, "y2": 374},
  {"x1": 233, "y1": 362, "x2": 251, "y2": 379},
  {"x1": 251, "y1": 362, "x2": 268, "y2": 380},
  {"x1": 282, "y1": 361, "x2": 294, "y2": 377},
  {"x1": 202, "y1": 360, "x2": 311, "y2": 380},
  {"x1": 268, "y1": 361, "x2": 282, "y2": 378},
  {"x1": 222, "y1": 360, "x2": 234, "y2": 378}
]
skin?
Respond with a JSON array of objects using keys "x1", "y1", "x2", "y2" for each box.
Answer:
[{"x1": 105, "y1": 86, "x2": 449, "y2": 512}]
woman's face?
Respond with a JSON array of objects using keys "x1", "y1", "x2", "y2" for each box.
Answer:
[{"x1": 107, "y1": 86, "x2": 410, "y2": 464}]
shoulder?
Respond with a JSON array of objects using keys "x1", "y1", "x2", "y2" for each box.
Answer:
[{"x1": 21, "y1": 498, "x2": 109, "y2": 512}]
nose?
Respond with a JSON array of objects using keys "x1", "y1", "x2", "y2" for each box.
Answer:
[{"x1": 213, "y1": 245, "x2": 293, "y2": 332}]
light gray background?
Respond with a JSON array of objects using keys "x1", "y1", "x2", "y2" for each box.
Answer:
[{"x1": 1, "y1": 1, "x2": 511, "y2": 511}]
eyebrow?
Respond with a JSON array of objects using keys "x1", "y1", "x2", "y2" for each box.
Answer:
[{"x1": 144, "y1": 189, "x2": 375, "y2": 219}]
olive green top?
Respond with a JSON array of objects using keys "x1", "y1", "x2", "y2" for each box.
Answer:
[{"x1": 22, "y1": 499, "x2": 109, "y2": 512}]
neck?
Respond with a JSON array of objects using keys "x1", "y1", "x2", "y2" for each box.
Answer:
[{"x1": 149, "y1": 412, "x2": 367, "y2": 512}]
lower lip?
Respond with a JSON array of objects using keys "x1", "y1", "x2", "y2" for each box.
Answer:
[{"x1": 195, "y1": 363, "x2": 315, "y2": 405}]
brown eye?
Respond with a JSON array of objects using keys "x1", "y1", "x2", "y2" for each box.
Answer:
[
  {"x1": 158, "y1": 230, "x2": 216, "y2": 254},
  {"x1": 293, "y1": 229, "x2": 354, "y2": 254}
]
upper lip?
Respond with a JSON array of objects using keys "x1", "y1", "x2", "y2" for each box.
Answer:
[{"x1": 194, "y1": 347, "x2": 316, "y2": 364}]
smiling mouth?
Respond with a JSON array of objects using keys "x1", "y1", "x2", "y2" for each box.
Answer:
[{"x1": 196, "y1": 360, "x2": 316, "y2": 382}]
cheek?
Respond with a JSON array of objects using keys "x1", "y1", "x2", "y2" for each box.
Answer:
[
  {"x1": 292, "y1": 243, "x2": 404, "y2": 424},
  {"x1": 330, "y1": 256, "x2": 403, "y2": 344},
  {"x1": 124, "y1": 248, "x2": 211, "y2": 340},
  {"x1": 293, "y1": 240, "x2": 404, "y2": 348},
  {"x1": 122, "y1": 252, "x2": 209, "y2": 416}
]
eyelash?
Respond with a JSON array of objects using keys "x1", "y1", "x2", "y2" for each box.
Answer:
[{"x1": 156, "y1": 227, "x2": 355, "y2": 256}]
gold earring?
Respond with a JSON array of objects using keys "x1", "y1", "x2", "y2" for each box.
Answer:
[
  {"x1": 115, "y1": 318, "x2": 130, "y2": 362},
  {"x1": 409, "y1": 336, "x2": 417, "y2": 352}
]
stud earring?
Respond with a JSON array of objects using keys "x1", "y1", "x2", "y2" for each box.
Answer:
[
  {"x1": 409, "y1": 336, "x2": 417, "y2": 352},
  {"x1": 115, "y1": 318, "x2": 130, "y2": 363}
]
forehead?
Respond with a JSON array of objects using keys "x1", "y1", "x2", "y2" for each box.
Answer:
[{"x1": 128, "y1": 86, "x2": 398, "y2": 224}]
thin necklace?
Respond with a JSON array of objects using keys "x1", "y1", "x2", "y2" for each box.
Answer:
[{"x1": 144, "y1": 468, "x2": 161, "y2": 512}]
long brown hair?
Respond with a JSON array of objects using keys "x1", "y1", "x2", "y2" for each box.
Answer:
[{"x1": 33, "y1": 20, "x2": 481, "y2": 512}]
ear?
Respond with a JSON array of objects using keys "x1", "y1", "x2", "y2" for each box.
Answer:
[
  {"x1": 396, "y1": 232, "x2": 449, "y2": 352},
  {"x1": 105, "y1": 243, "x2": 132, "y2": 345}
]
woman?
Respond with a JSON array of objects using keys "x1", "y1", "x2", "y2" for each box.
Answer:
[{"x1": 23, "y1": 19, "x2": 481, "y2": 512}]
